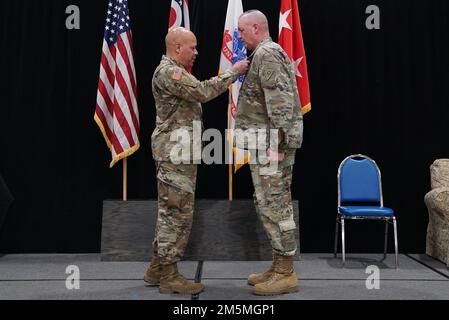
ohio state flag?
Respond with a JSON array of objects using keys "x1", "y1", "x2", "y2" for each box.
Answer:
[
  {"x1": 278, "y1": 0, "x2": 311, "y2": 115},
  {"x1": 169, "y1": 0, "x2": 190, "y2": 30}
]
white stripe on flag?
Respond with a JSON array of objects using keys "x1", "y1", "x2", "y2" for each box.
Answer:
[
  {"x1": 120, "y1": 33, "x2": 139, "y2": 117},
  {"x1": 96, "y1": 89, "x2": 114, "y2": 129},
  {"x1": 102, "y1": 41, "x2": 116, "y2": 77},
  {"x1": 114, "y1": 60, "x2": 139, "y2": 144},
  {"x1": 183, "y1": 0, "x2": 190, "y2": 30},
  {"x1": 113, "y1": 87, "x2": 137, "y2": 146},
  {"x1": 112, "y1": 112, "x2": 131, "y2": 155},
  {"x1": 99, "y1": 67, "x2": 114, "y2": 103}
]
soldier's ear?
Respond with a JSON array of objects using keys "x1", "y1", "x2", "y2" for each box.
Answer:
[{"x1": 253, "y1": 23, "x2": 259, "y2": 34}]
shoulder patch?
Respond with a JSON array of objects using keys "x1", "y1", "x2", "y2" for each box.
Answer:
[
  {"x1": 263, "y1": 69, "x2": 274, "y2": 82},
  {"x1": 172, "y1": 67, "x2": 183, "y2": 80},
  {"x1": 261, "y1": 61, "x2": 281, "y2": 88},
  {"x1": 176, "y1": 71, "x2": 199, "y2": 87}
]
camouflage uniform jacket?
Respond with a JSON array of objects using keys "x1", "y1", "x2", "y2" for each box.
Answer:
[
  {"x1": 151, "y1": 55, "x2": 239, "y2": 162},
  {"x1": 235, "y1": 37, "x2": 303, "y2": 151}
]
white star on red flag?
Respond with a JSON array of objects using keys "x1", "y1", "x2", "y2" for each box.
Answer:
[
  {"x1": 278, "y1": 0, "x2": 311, "y2": 114},
  {"x1": 279, "y1": 9, "x2": 292, "y2": 36},
  {"x1": 292, "y1": 56, "x2": 304, "y2": 78}
]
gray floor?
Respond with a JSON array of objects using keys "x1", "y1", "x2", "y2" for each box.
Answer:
[{"x1": 0, "y1": 254, "x2": 448, "y2": 300}]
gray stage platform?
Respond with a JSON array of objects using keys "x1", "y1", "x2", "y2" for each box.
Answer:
[
  {"x1": 101, "y1": 199, "x2": 300, "y2": 261},
  {"x1": 0, "y1": 254, "x2": 448, "y2": 300}
]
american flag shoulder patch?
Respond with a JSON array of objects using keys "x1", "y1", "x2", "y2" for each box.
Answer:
[{"x1": 172, "y1": 67, "x2": 183, "y2": 80}]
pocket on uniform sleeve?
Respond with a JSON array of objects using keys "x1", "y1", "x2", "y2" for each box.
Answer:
[{"x1": 279, "y1": 217, "x2": 296, "y2": 232}]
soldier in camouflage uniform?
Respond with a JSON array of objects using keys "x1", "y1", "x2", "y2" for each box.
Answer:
[
  {"x1": 235, "y1": 10, "x2": 304, "y2": 296},
  {"x1": 144, "y1": 27, "x2": 249, "y2": 294}
]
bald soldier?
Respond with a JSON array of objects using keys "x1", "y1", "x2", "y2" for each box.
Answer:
[
  {"x1": 235, "y1": 10, "x2": 304, "y2": 296},
  {"x1": 144, "y1": 27, "x2": 249, "y2": 294}
]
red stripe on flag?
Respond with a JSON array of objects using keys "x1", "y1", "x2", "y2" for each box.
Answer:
[
  {"x1": 96, "y1": 104, "x2": 125, "y2": 156},
  {"x1": 113, "y1": 89, "x2": 136, "y2": 148},
  {"x1": 100, "y1": 53, "x2": 115, "y2": 89},
  {"x1": 111, "y1": 131, "x2": 124, "y2": 156},
  {"x1": 95, "y1": 105, "x2": 125, "y2": 156},
  {"x1": 95, "y1": 0, "x2": 140, "y2": 167},
  {"x1": 128, "y1": 31, "x2": 135, "y2": 54},
  {"x1": 117, "y1": 34, "x2": 137, "y2": 97},
  {"x1": 98, "y1": 79, "x2": 114, "y2": 116},
  {"x1": 117, "y1": 35, "x2": 140, "y2": 132},
  {"x1": 126, "y1": 31, "x2": 137, "y2": 84},
  {"x1": 95, "y1": 104, "x2": 113, "y2": 140},
  {"x1": 114, "y1": 66, "x2": 137, "y2": 143}
]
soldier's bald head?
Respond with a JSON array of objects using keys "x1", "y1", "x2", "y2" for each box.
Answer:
[
  {"x1": 238, "y1": 10, "x2": 270, "y2": 51},
  {"x1": 165, "y1": 27, "x2": 196, "y2": 54},
  {"x1": 239, "y1": 10, "x2": 269, "y2": 33},
  {"x1": 165, "y1": 27, "x2": 198, "y2": 68}
]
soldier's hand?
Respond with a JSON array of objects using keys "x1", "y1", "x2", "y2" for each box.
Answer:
[
  {"x1": 233, "y1": 59, "x2": 250, "y2": 75},
  {"x1": 267, "y1": 148, "x2": 284, "y2": 164}
]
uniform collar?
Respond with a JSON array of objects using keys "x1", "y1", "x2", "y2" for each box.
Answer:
[
  {"x1": 253, "y1": 37, "x2": 272, "y2": 54},
  {"x1": 162, "y1": 55, "x2": 186, "y2": 70}
]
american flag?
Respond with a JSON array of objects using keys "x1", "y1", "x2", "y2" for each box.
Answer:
[{"x1": 94, "y1": 0, "x2": 140, "y2": 168}]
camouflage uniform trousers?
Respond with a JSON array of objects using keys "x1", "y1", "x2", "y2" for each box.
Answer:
[
  {"x1": 152, "y1": 161, "x2": 197, "y2": 265},
  {"x1": 249, "y1": 149, "x2": 297, "y2": 257}
]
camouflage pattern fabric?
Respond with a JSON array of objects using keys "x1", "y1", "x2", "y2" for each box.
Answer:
[
  {"x1": 151, "y1": 55, "x2": 238, "y2": 264},
  {"x1": 151, "y1": 55, "x2": 238, "y2": 162},
  {"x1": 235, "y1": 38, "x2": 303, "y2": 257},
  {"x1": 153, "y1": 161, "x2": 197, "y2": 265},
  {"x1": 235, "y1": 37, "x2": 303, "y2": 151},
  {"x1": 250, "y1": 150, "x2": 298, "y2": 257}
]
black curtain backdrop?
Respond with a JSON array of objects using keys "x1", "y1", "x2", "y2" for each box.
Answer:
[
  {"x1": 1, "y1": 0, "x2": 448, "y2": 253},
  {"x1": 0, "y1": 173, "x2": 14, "y2": 231}
]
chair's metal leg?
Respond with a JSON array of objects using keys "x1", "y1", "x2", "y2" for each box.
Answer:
[
  {"x1": 393, "y1": 217, "x2": 398, "y2": 268},
  {"x1": 334, "y1": 217, "x2": 340, "y2": 258},
  {"x1": 341, "y1": 218, "x2": 346, "y2": 267},
  {"x1": 383, "y1": 219, "x2": 389, "y2": 259}
]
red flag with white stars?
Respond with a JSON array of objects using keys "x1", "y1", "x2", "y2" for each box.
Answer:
[{"x1": 278, "y1": 0, "x2": 311, "y2": 115}]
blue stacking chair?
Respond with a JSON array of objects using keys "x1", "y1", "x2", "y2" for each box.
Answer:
[{"x1": 333, "y1": 154, "x2": 398, "y2": 268}]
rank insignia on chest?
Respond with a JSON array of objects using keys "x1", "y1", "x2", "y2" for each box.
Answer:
[{"x1": 172, "y1": 67, "x2": 183, "y2": 80}]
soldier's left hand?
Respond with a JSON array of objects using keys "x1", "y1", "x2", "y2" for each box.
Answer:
[
  {"x1": 233, "y1": 59, "x2": 250, "y2": 75},
  {"x1": 267, "y1": 148, "x2": 284, "y2": 164}
]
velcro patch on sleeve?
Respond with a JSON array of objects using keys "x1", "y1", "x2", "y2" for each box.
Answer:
[
  {"x1": 177, "y1": 72, "x2": 198, "y2": 87},
  {"x1": 261, "y1": 62, "x2": 281, "y2": 88},
  {"x1": 172, "y1": 67, "x2": 183, "y2": 80}
]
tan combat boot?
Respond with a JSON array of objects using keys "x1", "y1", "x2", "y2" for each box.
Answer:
[
  {"x1": 143, "y1": 255, "x2": 162, "y2": 285},
  {"x1": 253, "y1": 255, "x2": 299, "y2": 296},
  {"x1": 247, "y1": 254, "x2": 278, "y2": 285},
  {"x1": 159, "y1": 263, "x2": 204, "y2": 294}
]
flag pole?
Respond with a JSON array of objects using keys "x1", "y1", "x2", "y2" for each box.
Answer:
[
  {"x1": 228, "y1": 136, "x2": 234, "y2": 201},
  {"x1": 228, "y1": 164, "x2": 233, "y2": 201},
  {"x1": 123, "y1": 157, "x2": 128, "y2": 201}
]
